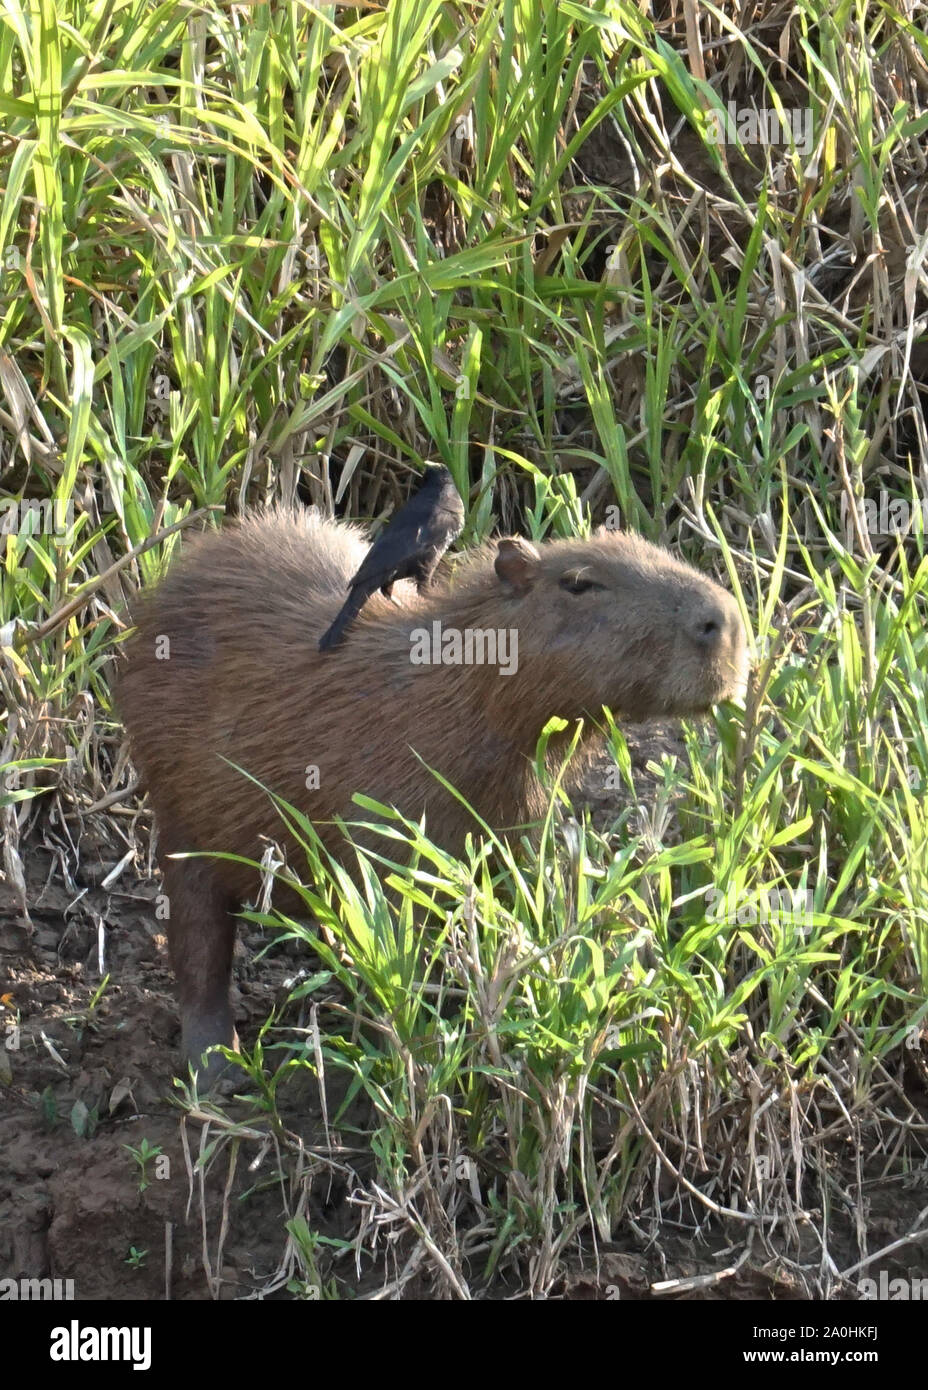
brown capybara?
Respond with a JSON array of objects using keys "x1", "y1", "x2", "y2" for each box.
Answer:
[{"x1": 117, "y1": 508, "x2": 748, "y2": 1081}]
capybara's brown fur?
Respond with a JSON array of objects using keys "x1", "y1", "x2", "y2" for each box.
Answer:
[{"x1": 117, "y1": 508, "x2": 748, "y2": 1078}]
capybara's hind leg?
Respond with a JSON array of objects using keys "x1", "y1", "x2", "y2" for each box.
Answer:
[{"x1": 160, "y1": 852, "x2": 239, "y2": 1085}]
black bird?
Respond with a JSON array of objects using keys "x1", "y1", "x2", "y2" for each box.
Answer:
[{"x1": 319, "y1": 465, "x2": 465, "y2": 651}]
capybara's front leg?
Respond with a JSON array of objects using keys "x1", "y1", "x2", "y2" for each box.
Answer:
[{"x1": 161, "y1": 852, "x2": 239, "y2": 1086}]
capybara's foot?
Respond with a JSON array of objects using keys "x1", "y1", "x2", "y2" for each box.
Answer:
[{"x1": 181, "y1": 1009, "x2": 241, "y2": 1092}]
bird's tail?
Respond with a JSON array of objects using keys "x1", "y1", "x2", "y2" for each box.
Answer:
[{"x1": 318, "y1": 588, "x2": 366, "y2": 651}]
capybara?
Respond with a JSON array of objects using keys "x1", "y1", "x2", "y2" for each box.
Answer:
[
  {"x1": 117, "y1": 508, "x2": 748, "y2": 1079},
  {"x1": 319, "y1": 464, "x2": 465, "y2": 650}
]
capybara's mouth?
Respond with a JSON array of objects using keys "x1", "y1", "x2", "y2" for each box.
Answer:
[
  {"x1": 636, "y1": 664, "x2": 749, "y2": 721},
  {"x1": 706, "y1": 663, "x2": 749, "y2": 709}
]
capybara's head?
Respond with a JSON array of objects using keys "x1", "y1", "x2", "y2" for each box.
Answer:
[{"x1": 442, "y1": 529, "x2": 748, "y2": 724}]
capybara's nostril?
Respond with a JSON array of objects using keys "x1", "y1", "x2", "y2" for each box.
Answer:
[{"x1": 692, "y1": 604, "x2": 727, "y2": 649}]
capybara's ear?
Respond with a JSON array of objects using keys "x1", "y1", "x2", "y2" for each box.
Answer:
[{"x1": 495, "y1": 537, "x2": 541, "y2": 594}]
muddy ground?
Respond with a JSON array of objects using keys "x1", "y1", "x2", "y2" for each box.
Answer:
[{"x1": 2, "y1": 724, "x2": 927, "y2": 1301}]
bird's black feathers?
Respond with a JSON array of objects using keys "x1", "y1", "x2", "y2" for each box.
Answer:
[{"x1": 319, "y1": 466, "x2": 464, "y2": 651}]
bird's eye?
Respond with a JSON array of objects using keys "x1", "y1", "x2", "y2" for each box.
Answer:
[{"x1": 559, "y1": 572, "x2": 605, "y2": 595}]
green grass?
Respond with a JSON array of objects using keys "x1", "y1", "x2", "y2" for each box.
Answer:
[{"x1": 2, "y1": 0, "x2": 927, "y2": 1297}]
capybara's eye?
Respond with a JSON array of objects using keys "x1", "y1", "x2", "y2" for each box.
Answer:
[{"x1": 559, "y1": 572, "x2": 605, "y2": 595}]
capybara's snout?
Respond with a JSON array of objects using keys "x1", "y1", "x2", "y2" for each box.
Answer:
[
  {"x1": 671, "y1": 581, "x2": 748, "y2": 713},
  {"x1": 686, "y1": 586, "x2": 748, "y2": 697}
]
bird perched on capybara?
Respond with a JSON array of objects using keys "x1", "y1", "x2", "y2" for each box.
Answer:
[
  {"x1": 319, "y1": 464, "x2": 464, "y2": 650},
  {"x1": 117, "y1": 509, "x2": 748, "y2": 1081}
]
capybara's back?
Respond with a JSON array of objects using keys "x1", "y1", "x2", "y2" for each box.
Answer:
[
  {"x1": 119, "y1": 510, "x2": 385, "y2": 893},
  {"x1": 118, "y1": 507, "x2": 748, "y2": 1079}
]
